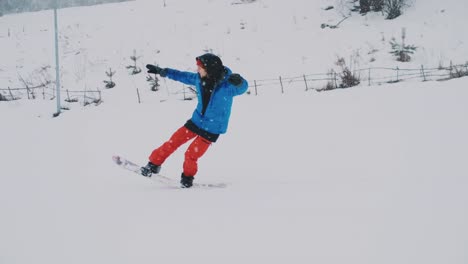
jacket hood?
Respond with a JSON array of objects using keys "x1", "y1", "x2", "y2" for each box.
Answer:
[{"x1": 196, "y1": 53, "x2": 225, "y2": 81}]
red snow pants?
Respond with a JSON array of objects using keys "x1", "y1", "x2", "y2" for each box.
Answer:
[{"x1": 148, "y1": 126, "x2": 212, "y2": 177}]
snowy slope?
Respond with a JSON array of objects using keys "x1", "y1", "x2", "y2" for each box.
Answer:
[
  {"x1": 1, "y1": 0, "x2": 468, "y2": 263},
  {"x1": 1, "y1": 78, "x2": 468, "y2": 264}
]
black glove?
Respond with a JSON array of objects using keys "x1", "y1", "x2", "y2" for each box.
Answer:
[
  {"x1": 228, "y1": 73, "x2": 243, "y2": 86},
  {"x1": 146, "y1": 64, "x2": 167, "y2": 77}
]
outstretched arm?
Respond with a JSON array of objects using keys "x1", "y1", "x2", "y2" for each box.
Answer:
[
  {"x1": 164, "y1": 68, "x2": 199, "y2": 86},
  {"x1": 146, "y1": 64, "x2": 198, "y2": 86}
]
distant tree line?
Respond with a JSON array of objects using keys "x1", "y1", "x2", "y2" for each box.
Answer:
[{"x1": 0, "y1": 0, "x2": 131, "y2": 15}]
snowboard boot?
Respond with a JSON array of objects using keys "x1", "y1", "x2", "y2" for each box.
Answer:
[
  {"x1": 180, "y1": 173, "x2": 194, "y2": 188},
  {"x1": 140, "y1": 162, "x2": 161, "y2": 177}
]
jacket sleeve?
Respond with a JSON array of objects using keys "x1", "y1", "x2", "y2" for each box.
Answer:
[
  {"x1": 229, "y1": 77, "x2": 248, "y2": 96},
  {"x1": 165, "y1": 68, "x2": 198, "y2": 86}
]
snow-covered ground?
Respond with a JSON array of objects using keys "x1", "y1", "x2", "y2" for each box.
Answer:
[{"x1": 1, "y1": 0, "x2": 468, "y2": 263}]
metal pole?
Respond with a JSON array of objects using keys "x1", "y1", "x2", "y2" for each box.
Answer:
[{"x1": 54, "y1": 3, "x2": 61, "y2": 116}]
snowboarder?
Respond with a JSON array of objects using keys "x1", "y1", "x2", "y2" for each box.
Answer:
[{"x1": 142, "y1": 53, "x2": 248, "y2": 188}]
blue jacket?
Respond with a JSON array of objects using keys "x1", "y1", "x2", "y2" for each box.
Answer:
[{"x1": 165, "y1": 67, "x2": 248, "y2": 134}]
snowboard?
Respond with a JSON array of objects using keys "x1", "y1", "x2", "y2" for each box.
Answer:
[{"x1": 112, "y1": 155, "x2": 226, "y2": 189}]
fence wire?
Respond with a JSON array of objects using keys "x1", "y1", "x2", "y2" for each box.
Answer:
[
  {"x1": 248, "y1": 63, "x2": 468, "y2": 95},
  {"x1": 1, "y1": 63, "x2": 467, "y2": 102}
]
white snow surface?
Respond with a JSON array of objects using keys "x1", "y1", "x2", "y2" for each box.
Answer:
[{"x1": 1, "y1": 0, "x2": 468, "y2": 263}]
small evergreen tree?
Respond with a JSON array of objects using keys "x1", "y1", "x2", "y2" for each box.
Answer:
[
  {"x1": 146, "y1": 74, "x2": 160, "y2": 91},
  {"x1": 389, "y1": 28, "x2": 417, "y2": 62},
  {"x1": 126, "y1": 50, "x2": 142, "y2": 75},
  {"x1": 104, "y1": 67, "x2": 116, "y2": 88}
]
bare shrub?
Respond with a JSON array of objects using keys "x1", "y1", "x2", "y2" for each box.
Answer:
[
  {"x1": 318, "y1": 70, "x2": 338, "y2": 91},
  {"x1": 449, "y1": 63, "x2": 468, "y2": 79},
  {"x1": 336, "y1": 57, "x2": 360, "y2": 88},
  {"x1": 339, "y1": 68, "x2": 361, "y2": 88}
]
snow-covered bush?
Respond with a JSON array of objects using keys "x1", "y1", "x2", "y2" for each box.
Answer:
[
  {"x1": 360, "y1": 0, "x2": 384, "y2": 13},
  {"x1": 383, "y1": 0, "x2": 407, "y2": 19},
  {"x1": 358, "y1": 0, "x2": 408, "y2": 19}
]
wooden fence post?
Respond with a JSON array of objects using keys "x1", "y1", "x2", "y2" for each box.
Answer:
[
  {"x1": 334, "y1": 71, "x2": 338, "y2": 89},
  {"x1": 83, "y1": 89, "x2": 86, "y2": 105},
  {"x1": 368, "y1": 68, "x2": 371, "y2": 86},
  {"x1": 421, "y1": 65, "x2": 427, "y2": 81},
  {"x1": 66, "y1": 90, "x2": 71, "y2": 102},
  {"x1": 303, "y1": 75, "x2": 309, "y2": 91},
  {"x1": 279, "y1": 76, "x2": 284, "y2": 94},
  {"x1": 254, "y1": 80, "x2": 258, "y2": 96},
  {"x1": 8, "y1": 87, "x2": 14, "y2": 100},
  {"x1": 136, "y1": 88, "x2": 141, "y2": 104},
  {"x1": 396, "y1": 67, "x2": 400, "y2": 82},
  {"x1": 449, "y1": 61, "x2": 453, "y2": 78}
]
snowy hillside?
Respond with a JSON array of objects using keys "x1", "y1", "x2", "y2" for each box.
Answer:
[
  {"x1": 1, "y1": 0, "x2": 468, "y2": 99},
  {"x1": 1, "y1": 0, "x2": 468, "y2": 263}
]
